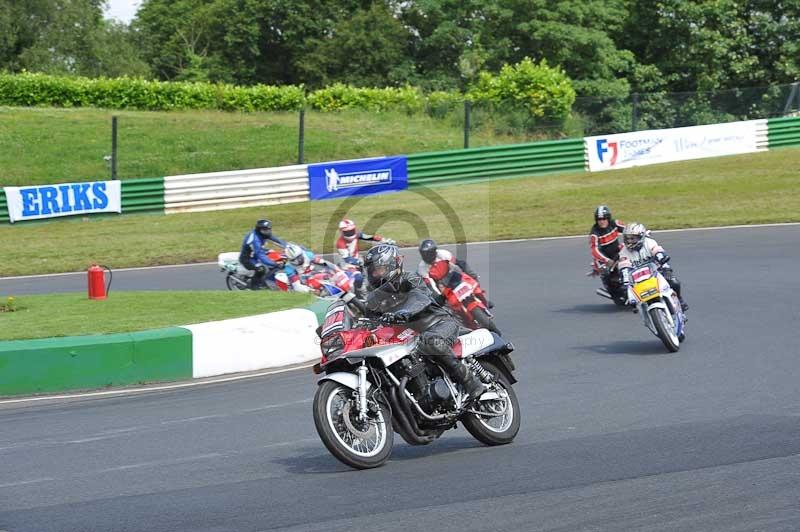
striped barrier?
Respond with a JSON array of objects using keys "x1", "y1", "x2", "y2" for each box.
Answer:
[
  {"x1": 163, "y1": 165, "x2": 309, "y2": 214},
  {"x1": 767, "y1": 116, "x2": 800, "y2": 148},
  {"x1": 0, "y1": 305, "x2": 325, "y2": 397},
  {"x1": 407, "y1": 138, "x2": 585, "y2": 187}
]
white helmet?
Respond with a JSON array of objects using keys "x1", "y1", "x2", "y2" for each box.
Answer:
[
  {"x1": 339, "y1": 218, "x2": 357, "y2": 241},
  {"x1": 285, "y1": 243, "x2": 308, "y2": 268},
  {"x1": 623, "y1": 222, "x2": 647, "y2": 251}
]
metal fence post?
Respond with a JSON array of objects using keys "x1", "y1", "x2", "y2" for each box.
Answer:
[
  {"x1": 631, "y1": 93, "x2": 639, "y2": 131},
  {"x1": 463, "y1": 100, "x2": 471, "y2": 149},
  {"x1": 111, "y1": 115, "x2": 118, "y2": 180},
  {"x1": 298, "y1": 109, "x2": 305, "y2": 164}
]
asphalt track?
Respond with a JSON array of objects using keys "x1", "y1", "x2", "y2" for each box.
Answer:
[{"x1": 1, "y1": 225, "x2": 799, "y2": 531}]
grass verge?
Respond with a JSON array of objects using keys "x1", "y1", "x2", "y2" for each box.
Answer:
[
  {"x1": 0, "y1": 291, "x2": 314, "y2": 341},
  {"x1": 0, "y1": 148, "x2": 798, "y2": 278},
  {"x1": 0, "y1": 106, "x2": 533, "y2": 186}
]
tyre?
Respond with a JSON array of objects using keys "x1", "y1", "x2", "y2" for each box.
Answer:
[
  {"x1": 462, "y1": 361, "x2": 520, "y2": 445},
  {"x1": 226, "y1": 273, "x2": 249, "y2": 291},
  {"x1": 472, "y1": 307, "x2": 502, "y2": 335},
  {"x1": 650, "y1": 307, "x2": 680, "y2": 352},
  {"x1": 312, "y1": 380, "x2": 393, "y2": 469}
]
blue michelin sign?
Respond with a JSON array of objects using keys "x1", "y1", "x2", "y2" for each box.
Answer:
[{"x1": 308, "y1": 156, "x2": 408, "y2": 200}]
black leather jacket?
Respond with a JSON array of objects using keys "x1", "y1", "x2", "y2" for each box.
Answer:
[{"x1": 365, "y1": 272, "x2": 456, "y2": 331}]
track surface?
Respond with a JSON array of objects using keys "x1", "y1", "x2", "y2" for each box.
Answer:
[{"x1": 1, "y1": 226, "x2": 800, "y2": 531}]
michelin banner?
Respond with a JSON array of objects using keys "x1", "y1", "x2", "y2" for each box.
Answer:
[
  {"x1": 308, "y1": 156, "x2": 408, "y2": 200},
  {"x1": 4, "y1": 180, "x2": 122, "y2": 223},
  {"x1": 585, "y1": 120, "x2": 766, "y2": 172}
]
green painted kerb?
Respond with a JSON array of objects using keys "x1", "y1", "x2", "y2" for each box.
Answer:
[{"x1": 0, "y1": 327, "x2": 192, "y2": 396}]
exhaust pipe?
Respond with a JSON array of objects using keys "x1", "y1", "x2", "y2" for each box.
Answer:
[{"x1": 596, "y1": 288, "x2": 613, "y2": 300}]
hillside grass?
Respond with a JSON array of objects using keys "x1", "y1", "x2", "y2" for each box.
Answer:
[
  {"x1": 0, "y1": 291, "x2": 314, "y2": 340},
  {"x1": 0, "y1": 148, "x2": 797, "y2": 278},
  {"x1": 0, "y1": 106, "x2": 536, "y2": 186}
]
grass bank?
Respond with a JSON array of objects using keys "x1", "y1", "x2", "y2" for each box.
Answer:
[
  {"x1": 0, "y1": 106, "x2": 531, "y2": 186},
  {"x1": 0, "y1": 148, "x2": 798, "y2": 278},
  {"x1": 0, "y1": 291, "x2": 314, "y2": 341}
]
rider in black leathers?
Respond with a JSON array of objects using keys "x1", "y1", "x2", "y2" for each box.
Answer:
[{"x1": 363, "y1": 244, "x2": 487, "y2": 400}]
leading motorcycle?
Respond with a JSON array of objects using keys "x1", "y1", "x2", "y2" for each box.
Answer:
[
  {"x1": 628, "y1": 259, "x2": 687, "y2": 352},
  {"x1": 312, "y1": 296, "x2": 520, "y2": 469},
  {"x1": 218, "y1": 251, "x2": 287, "y2": 291}
]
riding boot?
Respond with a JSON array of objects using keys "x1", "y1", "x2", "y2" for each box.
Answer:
[{"x1": 438, "y1": 355, "x2": 486, "y2": 401}]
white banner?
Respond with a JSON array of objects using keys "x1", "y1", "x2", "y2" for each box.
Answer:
[
  {"x1": 3, "y1": 180, "x2": 122, "y2": 223},
  {"x1": 585, "y1": 120, "x2": 765, "y2": 172}
]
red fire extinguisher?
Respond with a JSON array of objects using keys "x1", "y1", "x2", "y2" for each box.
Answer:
[{"x1": 88, "y1": 264, "x2": 112, "y2": 300}]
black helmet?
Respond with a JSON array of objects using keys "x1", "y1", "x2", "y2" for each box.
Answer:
[
  {"x1": 364, "y1": 244, "x2": 403, "y2": 291},
  {"x1": 255, "y1": 219, "x2": 272, "y2": 239},
  {"x1": 594, "y1": 205, "x2": 611, "y2": 222},
  {"x1": 419, "y1": 239, "x2": 437, "y2": 265}
]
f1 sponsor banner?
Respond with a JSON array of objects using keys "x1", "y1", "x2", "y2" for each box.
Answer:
[
  {"x1": 308, "y1": 156, "x2": 407, "y2": 200},
  {"x1": 585, "y1": 120, "x2": 764, "y2": 172},
  {"x1": 3, "y1": 180, "x2": 121, "y2": 223}
]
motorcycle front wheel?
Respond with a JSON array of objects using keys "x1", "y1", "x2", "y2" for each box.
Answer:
[
  {"x1": 472, "y1": 307, "x2": 502, "y2": 335},
  {"x1": 650, "y1": 307, "x2": 680, "y2": 352},
  {"x1": 313, "y1": 381, "x2": 393, "y2": 470},
  {"x1": 462, "y1": 361, "x2": 520, "y2": 445}
]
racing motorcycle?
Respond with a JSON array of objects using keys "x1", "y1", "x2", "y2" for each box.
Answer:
[
  {"x1": 426, "y1": 263, "x2": 501, "y2": 335},
  {"x1": 588, "y1": 259, "x2": 627, "y2": 307},
  {"x1": 312, "y1": 296, "x2": 520, "y2": 470},
  {"x1": 218, "y1": 251, "x2": 288, "y2": 291},
  {"x1": 628, "y1": 259, "x2": 686, "y2": 352},
  {"x1": 306, "y1": 268, "x2": 358, "y2": 297}
]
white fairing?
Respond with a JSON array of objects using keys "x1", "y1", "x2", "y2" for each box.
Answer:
[
  {"x1": 218, "y1": 252, "x2": 250, "y2": 275},
  {"x1": 319, "y1": 372, "x2": 372, "y2": 391},
  {"x1": 458, "y1": 329, "x2": 496, "y2": 357}
]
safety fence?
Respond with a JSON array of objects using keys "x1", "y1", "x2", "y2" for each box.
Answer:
[
  {"x1": 767, "y1": 116, "x2": 800, "y2": 148},
  {"x1": 3, "y1": 116, "x2": 799, "y2": 224},
  {"x1": 121, "y1": 177, "x2": 165, "y2": 214},
  {"x1": 406, "y1": 138, "x2": 585, "y2": 188},
  {"x1": 0, "y1": 190, "x2": 7, "y2": 223},
  {"x1": 163, "y1": 165, "x2": 309, "y2": 214}
]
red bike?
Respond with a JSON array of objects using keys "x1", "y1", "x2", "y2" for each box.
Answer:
[
  {"x1": 428, "y1": 261, "x2": 501, "y2": 335},
  {"x1": 311, "y1": 296, "x2": 519, "y2": 469}
]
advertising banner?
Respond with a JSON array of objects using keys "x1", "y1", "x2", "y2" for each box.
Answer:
[
  {"x1": 3, "y1": 180, "x2": 122, "y2": 223},
  {"x1": 585, "y1": 120, "x2": 764, "y2": 172},
  {"x1": 308, "y1": 156, "x2": 408, "y2": 200}
]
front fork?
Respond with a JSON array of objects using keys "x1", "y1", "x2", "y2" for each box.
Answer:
[{"x1": 357, "y1": 363, "x2": 369, "y2": 422}]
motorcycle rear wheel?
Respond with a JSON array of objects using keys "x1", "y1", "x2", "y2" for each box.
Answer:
[
  {"x1": 226, "y1": 273, "x2": 249, "y2": 291},
  {"x1": 313, "y1": 381, "x2": 393, "y2": 470},
  {"x1": 472, "y1": 307, "x2": 502, "y2": 335},
  {"x1": 651, "y1": 307, "x2": 680, "y2": 352},
  {"x1": 462, "y1": 361, "x2": 520, "y2": 445}
]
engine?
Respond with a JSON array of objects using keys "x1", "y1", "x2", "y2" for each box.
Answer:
[{"x1": 397, "y1": 355, "x2": 453, "y2": 414}]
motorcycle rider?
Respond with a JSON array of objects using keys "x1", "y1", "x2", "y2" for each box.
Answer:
[
  {"x1": 619, "y1": 222, "x2": 689, "y2": 312},
  {"x1": 284, "y1": 243, "x2": 341, "y2": 293},
  {"x1": 363, "y1": 244, "x2": 487, "y2": 401},
  {"x1": 417, "y1": 239, "x2": 493, "y2": 308},
  {"x1": 239, "y1": 219, "x2": 288, "y2": 289},
  {"x1": 417, "y1": 239, "x2": 480, "y2": 280},
  {"x1": 336, "y1": 218, "x2": 395, "y2": 295},
  {"x1": 589, "y1": 205, "x2": 625, "y2": 270}
]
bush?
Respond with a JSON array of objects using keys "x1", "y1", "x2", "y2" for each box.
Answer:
[
  {"x1": 306, "y1": 84, "x2": 424, "y2": 113},
  {"x1": 0, "y1": 72, "x2": 305, "y2": 112},
  {"x1": 467, "y1": 58, "x2": 576, "y2": 126}
]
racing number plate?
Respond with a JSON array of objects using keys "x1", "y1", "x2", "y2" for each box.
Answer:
[{"x1": 453, "y1": 282, "x2": 472, "y2": 301}]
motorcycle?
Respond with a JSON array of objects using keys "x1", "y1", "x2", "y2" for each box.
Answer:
[
  {"x1": 588, "y1": 259, "x2": 628, "y2": 307},
  {"x1": 628, "y1": 259, "x2": 687, "y2": 352},
  {"x1": 306, "y1": 268, "x2": 358, "y2": 297},
  {"x1": 427, "y1": 262, "x2": 501, "y2": 335},
  {"x1": 311, "y1": 296, "x2": 520, "y2": 470},
  {"x1": 217, "y1": 251, "x2": 288, "y2": 291}
]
